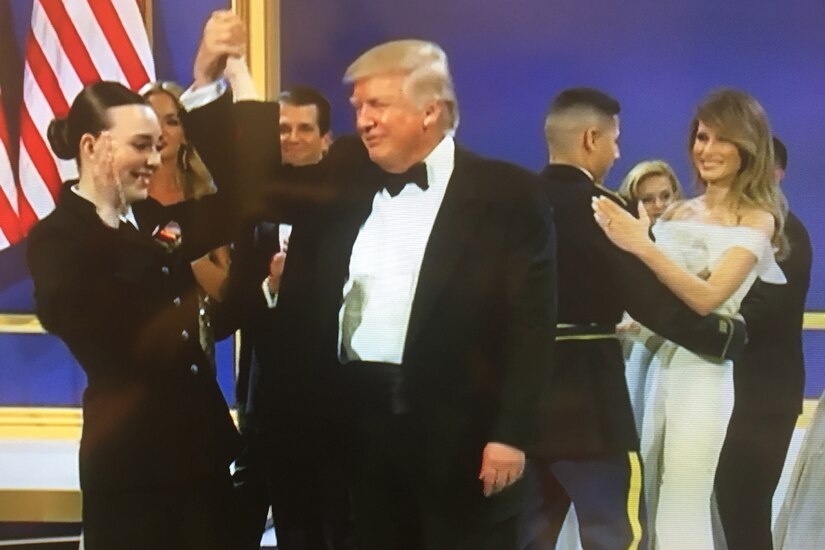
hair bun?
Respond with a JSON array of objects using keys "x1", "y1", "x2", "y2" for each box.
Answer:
[{"x1": 47, "y1": 117, "x2": 76, "y2": 160}]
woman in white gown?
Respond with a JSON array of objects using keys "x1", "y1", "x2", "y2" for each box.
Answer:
[{"x1": 592, "y1": 89, "x2": 787, "y2": 550}]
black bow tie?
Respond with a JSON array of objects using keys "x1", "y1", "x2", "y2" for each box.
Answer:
[{"x1": 382, "y1": 163, "x2": 429, "y2": 197}]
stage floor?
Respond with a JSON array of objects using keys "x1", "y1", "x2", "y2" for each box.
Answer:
[
  {"x1": 0, "y1": 433, "x2": 277, "y2": 548},
  {"x1": 0, "y1": 408, "x2": 813, "y2": 549}
]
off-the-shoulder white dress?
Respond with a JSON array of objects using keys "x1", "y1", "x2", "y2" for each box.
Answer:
[{"x1": 641, "y1": 220, "x2": 785, "y2": 550}]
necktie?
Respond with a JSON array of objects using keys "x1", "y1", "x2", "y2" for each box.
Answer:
[{"x1": 383, "y1": 163, "x2": 428, "y2": 197}]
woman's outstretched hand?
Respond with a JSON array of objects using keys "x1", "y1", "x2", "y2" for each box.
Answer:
[{"x1": 592, "y1": 196, "x2": 652, "y2": 256}]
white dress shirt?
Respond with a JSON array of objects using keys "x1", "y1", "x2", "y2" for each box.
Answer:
[
  {"x1": 339, "y1": 136, "x2": 455, "y2": 364},
  {"x1": 179, "y1": 79, "x2": 228, "y2": 111}
]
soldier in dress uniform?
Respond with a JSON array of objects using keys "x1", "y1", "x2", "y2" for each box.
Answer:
[{"x1": 523, "y1": 87, "x2": 747, "y2": 550}]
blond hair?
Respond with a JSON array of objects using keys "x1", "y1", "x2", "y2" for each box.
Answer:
[
  {"x1": 618, "y1": 160, "x2": 684, "y2": 204},
  {"x1": 140, "y1": 81, "x2": 215, "y2": 200},
  {"x1": 344, "y1": 39, "x2": 459, "y2": 131}
]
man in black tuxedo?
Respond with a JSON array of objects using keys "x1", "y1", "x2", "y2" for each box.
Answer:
[
  {"x1": 185, "y1": 28, "x2": 355, "y2": 545},
  {"x1": 226, "y1": 86, "x2": 344, "y2": 550},
  {"x1": 714, "y1": 136, "x2": 812, "y2": 550},
  {"x1": 187, "y1": 17, "x2": 556, "y2": 549},
  {"x1": 524, "y1": 88, "x2": 747, "y2": 550}
]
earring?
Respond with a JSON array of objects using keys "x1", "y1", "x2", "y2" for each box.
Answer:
[{"x1": 181, "y1": 145, "x2": 190, "y2": 171}]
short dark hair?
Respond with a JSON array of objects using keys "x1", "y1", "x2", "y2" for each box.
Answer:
[
  {"x1": 278, "y1": 86, "x2": 331, "y2": 135},
  {"x1": 548, "y1": 87, "x2": 621, "y2": 117},
  {"x1": 772, "y1": 136, "x2": 788, "y2": 170}
]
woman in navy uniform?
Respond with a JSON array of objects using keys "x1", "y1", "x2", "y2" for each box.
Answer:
[{"x1": 26, "y1": 81, "x2": 256, "y2": 549}]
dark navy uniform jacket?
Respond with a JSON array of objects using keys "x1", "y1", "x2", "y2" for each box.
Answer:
[{"x1": 25, "y1": 101, "x2": 273, "y2": 493}]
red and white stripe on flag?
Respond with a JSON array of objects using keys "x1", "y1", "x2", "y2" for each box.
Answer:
[
  {"x1": 0, "y1": 81, "x2": 21, "y2": 250},
  {"x1": 17, "y1": 0, "x2": 155, "y2": 236}
]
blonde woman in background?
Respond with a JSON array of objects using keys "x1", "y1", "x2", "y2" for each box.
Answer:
[
  {"x1": 141, "y1": 81, "x2": 231, "y2": 367},
  {"x1": 618, "y1": 160, "x2": 684, "y2": 223},
  {"x1": 615, "y1": 160, "x2": 685, "y2": 432},
  {"x1": 141, "y1": 81, "x2": 230, "y2": 297}
]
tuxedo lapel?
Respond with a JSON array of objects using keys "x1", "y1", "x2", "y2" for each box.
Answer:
[{"x1": 404, "y1": 147, "x2": 487, "y2": 352}]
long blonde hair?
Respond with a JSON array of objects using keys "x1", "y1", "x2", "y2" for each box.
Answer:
[
  {"x1": 139, "y1": 81, "x2": 215, "y2": 200},
  {"x1": 690, "y1": 89, "x2": 788, "y2": 258}
]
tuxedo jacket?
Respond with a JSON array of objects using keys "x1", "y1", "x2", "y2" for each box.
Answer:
[
  {"x1": 186, "y1": 95, "x2": 345, "y2": 445},
  {"x1": 188, "y1": 96, "x2": 558, "y2": 521},
  {"x1": 736, "y1": 211, "x2": 812, "y2": 416},
  {"x1": 224, "y1": 219, "x2": 283, "y2": 420},
  {"x1": 536, "y1": 164, "x2": 746, "y2": 458},
  {"x1": 26, "y1": 183, "x2": 240, "y2": 493}
]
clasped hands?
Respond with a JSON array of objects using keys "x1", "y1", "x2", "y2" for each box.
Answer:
[{"x1": 193, "y1": 10, "x2": 248, "y2": 88}]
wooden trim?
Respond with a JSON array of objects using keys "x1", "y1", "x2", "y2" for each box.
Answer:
[
  {"x1": 0, "y1": 402, "x2": 817, "y2": 439},
  {"x1": 804, "y1": 311, "x2": 825, "y2": 330},
  {"x1": 0, "y1": 407, "x2": 238, "y2": 440},
  {"x1": 5, "y1": 312, "x2": 825, "y2": 335},
  {"x1": 0, "y1": 314, "x2": 43, "y2": 334},
  {"x1": 139, "y1": 0, "x2": 154, "y2": 48},
  {"x1": 0, "y1": 407, "x2": 82, "y2": 440},
  {"x1": 231, "y1": 0, "x2": 280, "y2": 99},
  {"x1": 0, "y1": 490, "x2": 81, "y2": 523},
  {"x1": 798, "y1": 398, "x2": 819, "y2": 429}
]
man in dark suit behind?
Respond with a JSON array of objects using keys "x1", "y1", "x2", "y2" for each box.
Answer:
[
  {"x1": 226, "y1": 86, "x2": 342, "y2": 550},
  {"x1": 188, "y1": 16, "x2": 557, "y2": 549},
  {"x1": 525, "y1": 88, "x2": 747, "y2": 550},
  {"x1": 714, "y1": 136, "x2": 812, "y2": 550}
]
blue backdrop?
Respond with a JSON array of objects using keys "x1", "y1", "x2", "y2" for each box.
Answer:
[
  {"x1": 1, "y1": 0, "x2": 823, "y2": 405},
  {"x1": 278, "y1": 0, "x2": 825, "y2": 395}
]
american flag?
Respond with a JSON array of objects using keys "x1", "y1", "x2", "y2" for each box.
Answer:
[
  {"x1": 0, "y1": 80, "x2": 19, "y2": 250},
  {"x1": 7, "y1": 0, "x2": 155, "y2": 244}
]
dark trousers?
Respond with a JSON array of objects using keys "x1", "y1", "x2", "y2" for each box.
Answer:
[
  {"x1": 714, "y1": 410, "x2": 797, "y2": 550},
  {"x1": 260, "y1": 417, "x2": 355, "y2": 550},
  {"x1": 82, "y1": 471, "x2": 237, "y2": 550},
  {"x1": 348, "y1": 361, "x2": 520, "y2": 550},
  {"x1": 232, "y1": 427, "x2": 271, "y2": 550},
  {"x1": 523, "y1": 453, "x2": 647, "y2": 550}
]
